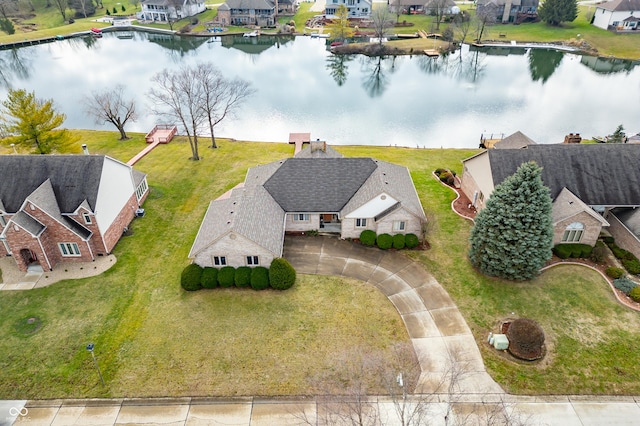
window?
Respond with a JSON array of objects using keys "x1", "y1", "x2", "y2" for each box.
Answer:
[
  {"x1": 393, "y1": 221, "x2": 406, "y2": 232},
  {"x1": 82, "y1": 213, "x2": 92, "y2": 225},
  {"x1": 59, "y1": 242, "x2": 81, "y2": 256},
  {"x1": 213, "y1": 256, "x2": 227, "y2": 266},
  {"x1": 136, "y1": 179, "x2": 148, "y2": 201},
  {"x1": 293, "y1": 213, "x2": 310, "y2": 222},
  {"x1": 247, "y1": 256, "x2": 259, "y2": 266},
  {"x1": 562, "y1": 222, "x2": 584, "y2": 243},
  {"x1": 355, "y1": 218, "x2": 367, "y2": 228}
]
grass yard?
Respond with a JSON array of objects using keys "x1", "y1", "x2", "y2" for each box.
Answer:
[{"x1": 1, "y1": 135, "x2": 640, "y2": 398}]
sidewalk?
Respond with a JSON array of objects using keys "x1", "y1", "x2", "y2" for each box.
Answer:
[{"x1": 5, "y1": 395, "x2": 640, "y2": 425}]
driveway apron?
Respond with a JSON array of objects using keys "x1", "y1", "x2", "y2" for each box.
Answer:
[{"x1": 283, "y1": 236, "x2": 504, "y2": 395}]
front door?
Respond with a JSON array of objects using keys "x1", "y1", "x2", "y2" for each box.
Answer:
[{"x1": 20, "y1": 248, "x2": 37, "y2": 265}]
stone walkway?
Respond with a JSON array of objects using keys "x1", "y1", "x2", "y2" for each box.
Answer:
[{"x1": 283, "y1": 236, "x2": 503, "y2": 395}]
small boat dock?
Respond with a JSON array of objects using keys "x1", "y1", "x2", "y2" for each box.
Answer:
[{"x1": 145, "y1": 124, "x2": 177, "y2": 144}]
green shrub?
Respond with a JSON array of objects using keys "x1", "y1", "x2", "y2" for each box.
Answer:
[
  {"x1": 181, "y1": 264, "x2": 203, "y2": 291},
  {"x1": 629, "y1": 287, "x2": 640, "y2": 303},
  {"x1": 376, "y1": 233, "x2": 393, "y2": 250},
  {"x1": 553, "y1": 243, "x2": 593, "y2": 259},
  {"x1": 235, "y1": 266, "x2": 252, "y2": 287},
  {"x1": 269, "y1": 258, "x2": 296, "y2": 290},
  {"x1": 251, "y1": 266, "x2": 270, "y2": 290},
  {"x1": 435, "y1": 168, "x2": 446, "y2": 175},
  {"x1": 590, "y1": 245, "x2": 607, "y2": 263},
  {"x1": 602, "y1": 236, "x2": 615, "y2": 244},
  {"x1": 622, "y1": 258, "x2": 640, "y2": 275},
  {"x1": 218, "y1": 266, "x2": 236, "y2": 288},
  {"x1": 392, "y1": 234, "x2": 406, "y2": 249},
  {"x1": 201, "y1": 267, "x2": 218, "y2": 289},
  {"x1": 610, "y1": 244, "x2": 636, "y2": 261},
  {"x1": 613, "y1": 277, "x2": 637, "y2": 294},
  {"x1": 405, "y1": 233, "x2": 419, "y2": 249},
  {"x1": 360, "y1": 230, "x2": 376, "y2": 246},
  {"x1": 605, "y1": 267, "x2": 625, "y2": 279}
]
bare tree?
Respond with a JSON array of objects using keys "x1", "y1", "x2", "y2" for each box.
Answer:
[
  {"x1": 453, "y1": 10, "x2": 472, "y2": 47},
  {"x1": 197, "y1": 65, "x2": 254, "y2": 149},
  {"x1": 389, "y1": 0, "x2": 404, "y2": 23},
  {"x1": 147, "y1": 63, "x2": 254, "y2": 160},
  {"x1": 475, "y1": 5, "x2": 497, "y2": 42},
  {"x1": 83, "y1": 85, "x2": 138, "y2": 140},
  {"x1": 370, "y1": 7, "x2": 394, "y2": 48},
  {"x1": 426, "y1": 0, "x2": 450, "y2": 30},
  {"x1": 52, "y1": 0, "x2": 69, "y2": 21}
]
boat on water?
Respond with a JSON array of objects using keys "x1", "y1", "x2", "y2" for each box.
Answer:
[
  {"x1": 310, "y1": 32, "x2": 330, "y2": 38},
  {"x1": 243, "y1": 31, "x2": 258, "y2": 37},
  {"x1": 117, "y1": 32, "x2": 134, "y2": 39}
]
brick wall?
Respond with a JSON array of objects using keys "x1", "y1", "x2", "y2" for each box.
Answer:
[
  {"x1": 460, "y1": 170, "x2": 487, "y2": 211},
  {"x1": 284, "y1": 213, "x2": 320, "y2": 232},
  {"x1": 340, "y1": 217, "x2": 375, "y2": 239},
  {"x1": 193, "y1": 232, "x2": 277, "y2": 268},
  {"x1": 607, "y1": 213, "x2": 640, "y2": 259},
  {"x1": 553, "y1": 211, "x2": 603, "y2": 247}
]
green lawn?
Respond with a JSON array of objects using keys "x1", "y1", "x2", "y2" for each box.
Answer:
[{"x1": 1, "y1": 135, "x2": 640, "y2": 397}]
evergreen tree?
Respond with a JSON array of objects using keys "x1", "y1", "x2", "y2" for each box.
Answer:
[
  {"x1": 608, "y1": 124, "x2": 626, "y2": 143},
  {"x1": 468, "y1": 161, "x2": 553, "y2": 281},
  {"x1": 0, "y1": 89, "x2": 72, "y2": 154},
  {"x1": 537, "y1": 0, "x2": 577, "y2": 26}
]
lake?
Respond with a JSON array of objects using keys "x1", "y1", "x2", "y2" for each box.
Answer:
[{"x1": 0, "y1": 32, "x2": 638, "y2": 148}]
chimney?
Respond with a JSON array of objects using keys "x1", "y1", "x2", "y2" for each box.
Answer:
[{"x1": 82, "y1": 144, "x2": 89, "y2": 155}]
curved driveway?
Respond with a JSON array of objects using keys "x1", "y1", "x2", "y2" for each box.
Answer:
[{"x1": 283, "y1": 236, "x2": 504, "y2": 395}]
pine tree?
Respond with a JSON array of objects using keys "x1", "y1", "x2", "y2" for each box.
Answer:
[
  {"x1": 468, "y1": 161, "x2": 553, "y2": 281},
  {"x1": 1, "y1": 89, "x2": 73, "y2": 154},
  {"x1": 537, "y1": 0, "x2": 577, "y2": 26}
]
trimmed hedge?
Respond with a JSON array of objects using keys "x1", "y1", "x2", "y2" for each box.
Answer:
[
  {"x1": 251, "y1": 266, "x2": 270, "y2": 290},
  {"x1": 201, "y1": 267, "x2": 218, "y2": 289},
  {"x1": 269, "y1": 258, "x2": 296, "y2": 290},
  {"x1": 360, "y1": 229, "x2": 376, "y2": 247},
  {"x1": 234, "y1": 266, "x2": 252, "y2": 288},
  {"x1": 613, "y1": 277, "x2": 638, "y2": 295},
  {"x1": 218, "y1": 266, "x2": 236, "y2": 288},
  {"x1": 605, "y1": 267, "x2": 625, "y2": 280},
  {"x1": 181, "y1": 264, "x2": 203, "y2": 291},
  {"x1": 629, "y1": 287, "x2": 640, "y2": 303},
  {"x1": 392, "y1": 234, "x2": 406, "y2": 249},
  {"x1": 622, "y1": 258, "x2": 640, "y2": 275},
  {"x1": 553, "y1": 243, "x2": 593, "y2": 259},
  {"x1": 376, "y1": 233, "x2": 393, "y2": 250},
  {"x1": 405, "y1": 233, "x2": 419, "y2": 249}
]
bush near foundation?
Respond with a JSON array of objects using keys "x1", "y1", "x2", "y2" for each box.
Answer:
[
  {"x1": 218, "y1": 266, "x2": 236, "y2": 288},
  {"x1": 251, "y1": 266, "x2": 270, "y2": 290},
  {"x1": 181, "y1": 264, "x2": 203, "y2": 291},
  {"x1": 360, "y1": 230, "x2": 376, "y2": 246},
  {"x1": 269, "y1": 258, "x2": 296, "y2": 290},
  {"x1": 606, "y1": 267, "x2": 625, "y2": 280},
  {"x1": 553, "y1": 243, "x2": 592, "y2": 259},
  {"x1": 613, "y1": 277, "x2": 637, "y2": 295},
  {"x1": 405, "y1": 233, "x2": 419, "y2": 249},
  {"x1": 629, "y1": 287, "x2": 640, "y2": 303},
  {"x1": 235, "y1": 266, "x2": 252, "y2": 288},
  {"x1": 201, "y1": 267, "x2": 218, "y2": 289},
  {"x1": 376, "y1": 233, "x2": 393, "y2": 250},
  {"x1": 392, "y1": 234, "x2": 406, "y2": 249}
]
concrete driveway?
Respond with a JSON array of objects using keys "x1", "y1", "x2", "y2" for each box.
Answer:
[{"x1": 283, "y1": 236, "x2": 503, "y2": 395}]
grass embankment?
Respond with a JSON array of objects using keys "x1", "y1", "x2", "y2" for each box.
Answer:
[{"x1": 1, "y1": 135, "x2": 640, "y2": 398}]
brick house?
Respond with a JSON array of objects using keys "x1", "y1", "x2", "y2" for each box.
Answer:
[
  {"x1": 460, "y1": 143, "x2": 640, "y2": 248},
  {"x1": 0, "y1": 155, "x2": 149, "y2": 272},
  {"x1": 189, "y1": 143, "x2": 427, "y2": 268}
]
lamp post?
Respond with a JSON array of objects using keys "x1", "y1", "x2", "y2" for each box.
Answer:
[{"x1": 86, "y1": 343, "x2": 106, "y2": 386}]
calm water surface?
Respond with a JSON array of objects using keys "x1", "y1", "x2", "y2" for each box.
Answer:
[{"x1": 0, "y1": 33, "x2": 638, "y2": 148}]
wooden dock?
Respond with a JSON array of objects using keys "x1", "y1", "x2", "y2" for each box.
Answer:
[{"x1": 145, "y1": 124, "x2": 177, "y2": 143}]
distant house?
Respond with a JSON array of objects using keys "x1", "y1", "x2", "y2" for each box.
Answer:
[
  {"x1": 216, "y1": 0, "x2": 277, "y2": 27},
  {"x1": 460, "y1": 143, "x2": 640, "y2": 248},
  {"x1": 423, "y1": 0, "x2": 458, "y2": 15},
  {"x1": 592, "y1": 0, "x2": 640, "y2": 31},
  {"x1": 0, "y1": 155, "x2": 148, "y2": 272},
  {"x1": 476, "y1": 0, "x2": 538, "y2": 24},
  {"x1": 325, "y1": 0, "x2": 372, "y2": 19},
  {"x1": 189, "y1": 143, "x2": 426, "y2": 268},
  {"x1": 138, "y1": 0, "x2": 206, "y2": 22}
]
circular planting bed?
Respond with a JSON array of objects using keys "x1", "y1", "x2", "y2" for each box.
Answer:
[{"x1": 504, "y1": 318, "x2": 546, "y2": 361}]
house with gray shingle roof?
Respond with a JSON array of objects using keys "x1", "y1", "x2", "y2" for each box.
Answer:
[
  {"x1": 0, "y1": 155, "x2": 149, "y2": 272},
  {"x1": 592, "y1": 0, "x2": 640, "y2": 31},
  {"x1": 138, "y1": 0, "x2": 205, "y2": 22},
  {"x1": 460, "y1": 143, "x2": 640, "y2": 248},
  {"x1": 216, "y1": 0, "x2": 277, "y2": 27},
  {"x1": 189, "y1": 144, "x2": 427, "y2": 268}
]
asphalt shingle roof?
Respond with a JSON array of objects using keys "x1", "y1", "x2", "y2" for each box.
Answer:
[
  {"x1": 488, "y1": 144, "x2": 640, "y2": 206},
  {"x1": 0, "y1": 155, "x2": 104, "y2": 213},
  {"x1": 263, "y1": 158, "x2": 378, "y2": 212},
  {"x1": 494, "y1": 131, "x2": 537, "y2": 149},
  {"x1": 597, "y1": 0, "x2": 640, "y2": 12}
]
